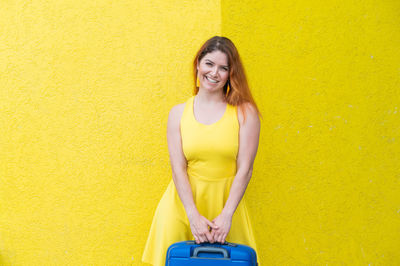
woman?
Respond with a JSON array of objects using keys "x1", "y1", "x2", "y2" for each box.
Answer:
[{"x1": 142, "y1": 36, "x2": 261, "y2": 265}]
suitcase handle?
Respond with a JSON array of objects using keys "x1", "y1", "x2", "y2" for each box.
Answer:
[
  {"x1": 186, "y1": 240, "x2": 237, "y2": 247},
  {"x1": 193, "y1": 246, "x2": 229, "y2": 258}
]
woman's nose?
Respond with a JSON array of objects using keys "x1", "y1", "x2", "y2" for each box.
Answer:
[{"x1": 210, "y1": 67, "x2": 218, "y2": 76}]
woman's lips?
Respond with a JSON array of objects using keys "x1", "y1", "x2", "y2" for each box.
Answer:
[{"x1": 205, "y1": 76, "x2": 219, "y2": 83}]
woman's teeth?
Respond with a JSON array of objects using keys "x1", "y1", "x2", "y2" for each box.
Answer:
[{"x1": 206, "y1": 76, "x2": 218, "y2": 83}]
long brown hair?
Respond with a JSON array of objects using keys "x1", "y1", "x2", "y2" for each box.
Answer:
[{"x1": 193, "y1": 36, "x2": 262, "y2": 121}]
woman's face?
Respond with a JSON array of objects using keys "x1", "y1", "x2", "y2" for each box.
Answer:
[{"x1": 197, "y1": 50, "x2": 229, "y2": 93}]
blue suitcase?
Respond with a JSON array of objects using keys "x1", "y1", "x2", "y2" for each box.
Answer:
[{"x1": 165, "y1": 240, "x2": 258, "y2": 265}]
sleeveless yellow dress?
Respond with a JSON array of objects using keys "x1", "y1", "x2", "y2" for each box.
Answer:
[{"x1": 141, "y1": 95, "x2": 259, "y2": 266}]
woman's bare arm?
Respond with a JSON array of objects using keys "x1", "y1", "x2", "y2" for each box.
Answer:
[
  {"x1": 222, "y1": 103, "x2": 260, "y2": 216},
  {"x1": 167, "y1": 103, "x2": 196, "y2": 216},
  {"x1": 167, "y1": 103, "x2": 218, "y2": 243},
  {"x1": 211, "y1": 103, "x2": 260, "y2": 243}
]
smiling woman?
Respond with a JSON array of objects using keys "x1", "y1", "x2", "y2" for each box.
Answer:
[
  {"x1": 142, "y1": 36, "x2": 262, "y2": 266},
  {"x1": 193, "y1": 36, "x2": 261, "y2": 122},
  {"x1": 197, "y1": 51, "x2": 230, "y2": 92}
]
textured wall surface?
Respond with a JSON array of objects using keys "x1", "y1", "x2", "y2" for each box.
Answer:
[
  {"x1": 222, "y1": 0, "x2": 400, "y2": 265},
  {"x1": 0, "y1": 0, "x2": 220, "y2": 265},
  {"x1": 1, "y1": 0, "x2": 399, "y2": 265}
]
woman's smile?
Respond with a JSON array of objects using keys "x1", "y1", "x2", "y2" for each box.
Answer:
[{"x1": 205, "y1": 76, "x2": 219, "y2": 83}]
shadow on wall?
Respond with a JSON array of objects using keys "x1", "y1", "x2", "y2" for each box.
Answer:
[{"x1": 0, "y1": 253, "x2": 10, "y2": 266}]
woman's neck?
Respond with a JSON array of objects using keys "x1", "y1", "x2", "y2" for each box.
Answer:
[{"x1": 196, "y1": 89, "x2": 226, "y2": 105}]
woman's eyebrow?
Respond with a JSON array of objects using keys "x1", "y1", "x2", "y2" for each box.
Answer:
[{"x1": 205, "y1": 59, "x2": 228, "y2": 68}]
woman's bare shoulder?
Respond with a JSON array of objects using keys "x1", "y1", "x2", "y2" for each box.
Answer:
[
  {"x1": 237, "y1": 102, "x2": 260, "y2": 126},
  {"x1": 168, "y1": 102, "x2": 186, "y2": 123}
]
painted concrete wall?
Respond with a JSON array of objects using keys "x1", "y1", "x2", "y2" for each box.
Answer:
[
  {"x1": 0, "y1": 1, "x2": 220, "y2": 265},
  {"x1": 222, "y1": 0, "x2": 400, "y2": 265},
  {"x1": 1, "y1": 0, "x2": 399, "y2": 265}
]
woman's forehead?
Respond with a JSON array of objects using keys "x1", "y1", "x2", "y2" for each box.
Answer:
[{"x1": 202, "y1": 50, "x2": 228, "y2": 65}]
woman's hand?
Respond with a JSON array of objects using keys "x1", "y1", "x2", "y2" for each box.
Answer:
[
  {"x1": 188, "y1": 212, "x2": 219, "y2": 244},
  {"x1": 211, "y1": 212, "x2": 232, "y2": 243}
]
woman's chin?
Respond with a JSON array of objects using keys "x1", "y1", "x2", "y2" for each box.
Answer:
[{"x1": 200, "y1": 84, "x2": 223, "y2": 92}]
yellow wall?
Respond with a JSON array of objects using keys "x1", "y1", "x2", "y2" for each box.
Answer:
[
  {"x1": 0, "y1": 0, "x2": 220, "y2": 265},
  {"x1": 222, "y1": 0, "x2": 400, "y2": 265},
  {"x1": 1, "y1": 0, "x2": 399, "y2": 265}
]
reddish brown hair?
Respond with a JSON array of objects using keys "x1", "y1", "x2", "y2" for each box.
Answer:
[{"x1": 193, "y1": 36, "x2": 262, "y2": 121}]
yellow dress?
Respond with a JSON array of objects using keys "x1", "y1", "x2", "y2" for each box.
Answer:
[{"x1": 142, "y1": 95, "x2": 259, "y2": 266}]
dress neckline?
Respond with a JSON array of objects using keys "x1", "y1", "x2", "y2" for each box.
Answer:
[{"x1": 192, "y1": 96, "x2": 228, "y2": 126}]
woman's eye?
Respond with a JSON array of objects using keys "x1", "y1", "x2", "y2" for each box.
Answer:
[{"x1": 206, "y1": 62, "x2": 212, "y2": 66}]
